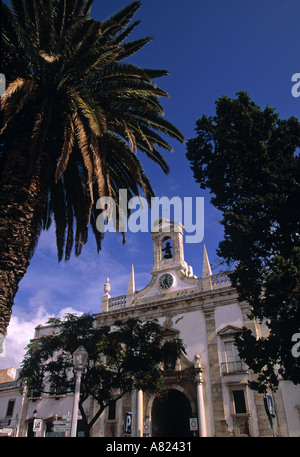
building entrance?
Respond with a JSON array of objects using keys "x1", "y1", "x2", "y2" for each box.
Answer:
[{"x1": 151, "y1": 389, "x2": 193, "y2": 437}]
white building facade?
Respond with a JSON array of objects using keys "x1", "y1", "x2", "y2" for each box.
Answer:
[
  {"x1": 2, "y1": 218, "x2": 300, "y2": 437},
  {"x1": 0, "y1": 368, "x2": 26, "y2": 437},
  {"x1": 94, "y1": 218, "x2": 300, "y2": 437}
]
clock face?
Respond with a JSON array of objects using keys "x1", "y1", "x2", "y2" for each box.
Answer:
[{"x1": 159, "y1": 273, "x2": 173, "y2": 290}]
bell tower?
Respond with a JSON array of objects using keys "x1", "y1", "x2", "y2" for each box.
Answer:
[{"x1": 151, "y1": 218, "x2": 188, "y2": 275}]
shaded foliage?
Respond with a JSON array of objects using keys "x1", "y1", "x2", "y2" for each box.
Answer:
[
  {"x1": 186, "y1": 92, "x2": 300, "y2": 392},
  {"x1": 20, "y1": 313, "x2": 185, "y2": 435}
]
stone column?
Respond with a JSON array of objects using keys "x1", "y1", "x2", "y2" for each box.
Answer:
[
  {"x1": 194, "y1": 354, "x2": 207, "y2": 437},
  {"x1": 203, "y1": 302, "x2": 226, "y2": 436},
  {"x1": 132, "y1": 389, "x2": 143, "y2": 437},
  {"x1": 16, "y1": 385, "x2": 29, "y2": 437},
  {"x1": 136, "y1": 390, "x2": 143, "y2": 437},
  {"x1": 240, "y1": 302, "x2": 268, "y2": 436}
]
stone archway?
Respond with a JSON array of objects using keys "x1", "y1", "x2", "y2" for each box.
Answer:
[{"x1": 151, "y1": 389, "x2": 193, "y2": 437}]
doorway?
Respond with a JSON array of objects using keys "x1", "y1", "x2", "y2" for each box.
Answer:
[{"x1": 151, "y1": 389, "x2": 193, "y2": 437}]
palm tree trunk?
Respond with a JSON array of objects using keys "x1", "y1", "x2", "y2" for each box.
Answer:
[{"x1": 0, "y1": 149, "x2": 52, "y2": 344}]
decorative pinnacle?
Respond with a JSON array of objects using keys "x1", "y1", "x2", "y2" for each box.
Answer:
[
  {"x1": 104, "y1": 278, "x2": 111, "y2": 295},
  {"x1": 126, "y1": 264, "x2": 136, "y2": 296},
  {"x1": 202, "y1": 245, "x2": 212, "y2": 278}
]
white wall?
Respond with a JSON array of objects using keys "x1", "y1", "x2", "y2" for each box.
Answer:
[{"x1": 279, "y1": 381, "x2": 300, "y2": 437}]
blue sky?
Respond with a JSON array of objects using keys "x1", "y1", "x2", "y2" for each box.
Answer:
[{"x1": 1, "y1": 0, "x2": 299, "y2": 368}]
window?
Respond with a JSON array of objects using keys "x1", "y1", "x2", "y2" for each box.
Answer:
[
  {"x1": 221, "y1": 340, "x2": 245, "y2": 374},
  {"x1": 49, "y1": 384, "x2": 67, "y2": 396},
  {"x1": 6, "y1": 399, "x2": 15, "y2": 417},
  {"x1": 27, "y1": 388, "x2": 41, "y2": 398},
  {"x1": 224, "y1": 341, "x2": 240, "y2": 363},
  {"x1": 232, "y1": 389, "x2": 247, "y2": 414},
  {"x1": 230, "y1": 388, "x2": 251, "y2": 436},
  {"x1": 27, "y1": 421, "x2": 34, "y2": 437}
]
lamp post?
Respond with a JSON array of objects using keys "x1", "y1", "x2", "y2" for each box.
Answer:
[{"x1": 70, "y1": 345, "x2": 88, "y2": 437}]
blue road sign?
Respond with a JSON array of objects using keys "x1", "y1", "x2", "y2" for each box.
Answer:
[
  {"x1": 264, "y1": 394, "x2": 276, "y2": 419},
  {"x1": 124, "y1": 412, "x2": 132, "y2": 435}
]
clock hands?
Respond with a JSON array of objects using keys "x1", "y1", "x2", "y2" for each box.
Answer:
[{"x1": 159, "y1": 274, "x2": 173, "y2": 290}]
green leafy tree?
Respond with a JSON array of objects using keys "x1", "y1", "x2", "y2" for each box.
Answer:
[
  {"x1": 20, "y1": 313, "x2": 185, "y2": 436},
  {"x1": 0, "y1": 1, "x2": 184, "y2": 343},
  {"x1": 186, "y1": 91, "x2": 300, "y2": 392}
]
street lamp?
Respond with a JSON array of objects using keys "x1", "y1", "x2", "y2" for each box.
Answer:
[{"x1": 70, "y1": 345, "x2": 88, "y2": 437}]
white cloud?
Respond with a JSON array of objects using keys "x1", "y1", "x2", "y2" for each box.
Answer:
[
  {"x1": 57, "y1": 307, "x2": 83, "y2": 319},
  {"x1": 0, "y1": 306, "x2": 83, "y2": 370}
]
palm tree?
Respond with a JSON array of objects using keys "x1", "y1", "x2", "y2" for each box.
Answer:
[{"x1": 0, "y1": 0, "x2": 184, "y2": 342}]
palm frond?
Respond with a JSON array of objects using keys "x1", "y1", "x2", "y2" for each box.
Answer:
[
  {"x1": 55, "y1": 114, "x2": 75, "y2": 183},
  {"x1": 9, "y1": 0, "x2": 26, "y2": 25},
  {"x1": 1, "y1": 0, "x2": 183, "y2": 265},
  {"x1": 72, "y1": 110, "x2": 94, "y2": 209},
  {"x1": 50, "y1": 178, "x2": 67, "y2": 262},
  {"x1": 117, "y1": 36, "x2": 153, "y2": 60},
  {"x1": 114, "y1": 20, "x2": 141, "y2": 45},
  {"x1": 1, "y1": 77, "x2": 25, "y2": 98},
  {"x1": 101, "y1": 1, "x2": 141, "y2": 40},
  {"x1": 71, "y1": 90, "x2": 106, "y2": 137},
  {"x1": 64, "y1": 200, "x2": 74, "y2": 261},
  {"x1": 27, "y1": 100, "x2": 54, "y2": 175},
  {"x1": 130, "y1": 111, "x2": 185, "y2": 143},
  {"x1": 106, "y1": 1, "x2": 141, "y2": 27},
  {"x1": 63, "y1": 154, "x2": 91, "y2": 258},
  {"x1": 0, "y1": 81, "x2": 36, "y2": 135}
]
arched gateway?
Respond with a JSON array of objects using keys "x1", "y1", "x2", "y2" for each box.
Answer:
[{"x1": 151, "y1": 389, "x2": 193, "y2": 437}]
